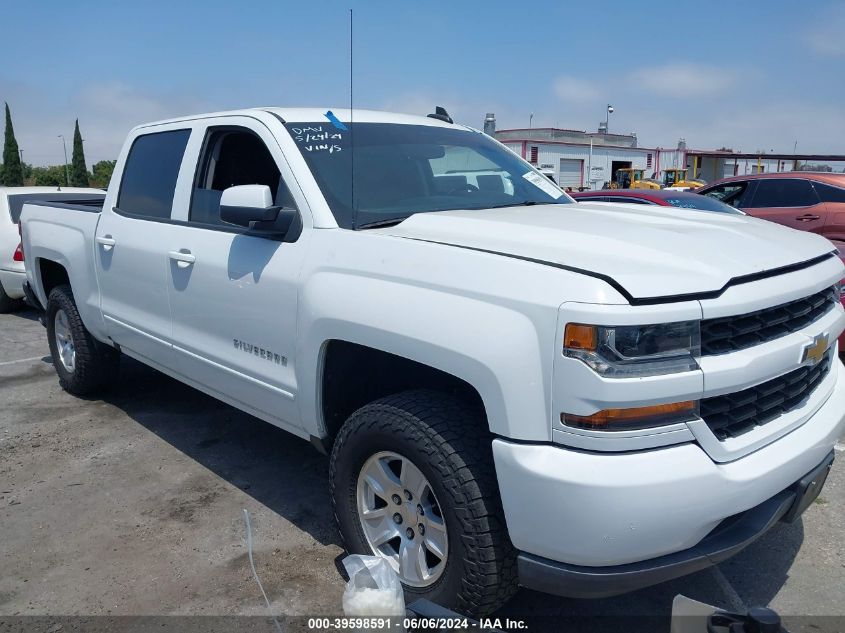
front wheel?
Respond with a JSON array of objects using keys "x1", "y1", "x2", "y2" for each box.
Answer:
[
  {"x1": 46, "y1": 284, "x2": 119, "y2": 395},
  {"x1": 329, "y1": 389, "x2": 517, "y2": 616}
]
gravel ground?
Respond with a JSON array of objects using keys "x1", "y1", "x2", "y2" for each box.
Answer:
[{"x1": 1, "y1": 307, "x2": 843, "y2": 631}]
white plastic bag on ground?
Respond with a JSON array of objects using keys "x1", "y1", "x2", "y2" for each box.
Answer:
[{"x1": 341, "y1": 554, "x2": 405, "y2": 616}]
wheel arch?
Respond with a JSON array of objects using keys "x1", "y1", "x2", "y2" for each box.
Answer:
[
  {"x1": 37, "y1": 258, "x2": 70, "y2": 299},
  {"x1": 317, "y1": 339, "x2": 490, "y2": 448}
]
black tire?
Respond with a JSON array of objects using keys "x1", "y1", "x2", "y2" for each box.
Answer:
[
  {"x1": 329, "y1": 389, "x2": 517, "y2": 616},
  {"x1": 0, "y1": 282, "x2": 24, "y2": 313},
  {"x1": 46, "y1": 284, "x2": 119, "y2": 395}
]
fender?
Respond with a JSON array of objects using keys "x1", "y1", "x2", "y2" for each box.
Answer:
[
  {"x1": 25, "y1": 214, "x2": 109, "y2": 342},
  {"x1": 297, "y1": 270, "x2": 558, "y2": 442}
]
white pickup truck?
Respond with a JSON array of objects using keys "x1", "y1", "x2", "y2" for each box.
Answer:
[{"x1": 20, "y1": 107, "x2": 845, "y2": 615}]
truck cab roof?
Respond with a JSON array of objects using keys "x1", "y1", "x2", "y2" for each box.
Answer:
[{"x1": 133, "y1": 107, "x2": 467, "y2": 131}]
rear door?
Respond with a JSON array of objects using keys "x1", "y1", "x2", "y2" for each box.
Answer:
[
  {"x1": 811, "y1": 180, "x2": 845, "y2": 242},
  {"x1": 163, "y1": 116, "x2": 309, "y2": 432},
  {"x1": 742, "y1": 178, "x2": 826, "y2": 233},
  {"x1": 95, "y1": 127, "x2": 192, "y2": 367}
]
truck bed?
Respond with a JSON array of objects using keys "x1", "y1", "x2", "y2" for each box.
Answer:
[{"x1": 24, "y1": 197, "x2": 105, "y2": 213}]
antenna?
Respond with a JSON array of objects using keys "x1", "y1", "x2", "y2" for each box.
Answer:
[{"x1": 349, "y1": 8, "x2": 355, "y2": 225}]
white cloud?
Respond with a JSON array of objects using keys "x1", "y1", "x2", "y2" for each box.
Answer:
[
  {"x1": 552, "y1": 76, "x2": 600, "y2": 104},
  {"x1": 630, "y1": 63, "x2": 739, "y2": 97}
]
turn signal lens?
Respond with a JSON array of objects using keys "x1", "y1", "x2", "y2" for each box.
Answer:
[
  {"x1": 562, "y1": 400, "x2": 698, "y2": 431},
  {"x1": 13, "y1": 242, "x2": 24, "y2": 262},
  {"x1": 564, "y1": 323, "x2": 597, "y2": 351}
]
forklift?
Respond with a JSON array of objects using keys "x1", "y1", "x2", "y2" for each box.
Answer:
[
  {"x1": 610, "y1": 167, "x2": 661, "y2": 190},
  {"x1": 663, "y1": 168, "x2": 706, "y2": 190}
]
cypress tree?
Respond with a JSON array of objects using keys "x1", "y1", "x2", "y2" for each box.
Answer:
[
  {"x1": 2, "y1": 103, "x2": 24, "y2": 186},
  {"x1": 70, "y1": 119, "x2": 89, "y2": 187}
]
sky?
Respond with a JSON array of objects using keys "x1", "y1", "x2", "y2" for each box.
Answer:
[{"x1": 2, "y1": 0, "x2": 845, "y2": 167}]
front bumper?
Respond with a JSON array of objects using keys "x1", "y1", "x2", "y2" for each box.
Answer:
[
  {"x1": 517, "y1": 451, "x2": 833, "y2": 598},
  {"x1": 0, "y1": 267, "x2": 26, "y2": 300},
  {"x1": 492, "y1": 357, "x2": 845, "y2": 576}
]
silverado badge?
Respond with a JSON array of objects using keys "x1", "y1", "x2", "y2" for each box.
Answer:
[{"x1": 801, "y1": 333, "x2": 829, "y2": 367}]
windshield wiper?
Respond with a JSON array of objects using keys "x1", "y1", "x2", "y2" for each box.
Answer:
[
  {"x1": 355, "y1": 216, "x2": 413, "y2": 230},
  {"x1": 481, "y1": 200, "x2": 540, "y2": 210}
]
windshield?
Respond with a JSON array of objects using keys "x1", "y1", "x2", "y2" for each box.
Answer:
[
  {"x1": 663, "y1": 194, "x2": 744, "y2": 214},
  {"x1": 285, "y1": 122, "x2": 572, "y2": 229}
]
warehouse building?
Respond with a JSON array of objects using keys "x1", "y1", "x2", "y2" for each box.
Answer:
[{"x1": 487, "y1": 114, "x2": 845, "y2": 190}]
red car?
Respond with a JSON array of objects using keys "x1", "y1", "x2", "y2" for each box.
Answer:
[{"x1": 696, "y1": 172, "x2": 845, "y2": 241}]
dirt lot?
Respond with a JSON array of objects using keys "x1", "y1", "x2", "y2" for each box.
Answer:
[{"x1": 1, "y1": 308, "x2": 843, "y2": 631}]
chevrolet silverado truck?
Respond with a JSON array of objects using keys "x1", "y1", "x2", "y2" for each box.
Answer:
[{"x1": 20, "y1": 107, "x2": 845, "y2": 615}]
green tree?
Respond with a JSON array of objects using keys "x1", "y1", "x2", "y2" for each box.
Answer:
[
  {"x1": 20, "y1": 162, "x2": 33, "y2": 185},
  {"x1": 2, "y1": 102, "x2": 24, "y2": 186},
  {"x1": 31, "y1": 165, "x2": 67, "y2": 187},
  {"x1": 70, "y1": 119, "x2": 89, "y2": 187},
  {"x1": 89, "y1": 159, "x2": 116, "y2": 189}
]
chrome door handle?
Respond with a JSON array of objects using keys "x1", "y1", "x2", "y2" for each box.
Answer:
[
  {"x1": 168, "y1": 250, "x2": 196, "y2": 268},
  {"x1": 96, "y1": 235, "x2": 116, "y2": 250},
  {"x1": 796, "y1": 214, "x2": 820, "y2": 221}
]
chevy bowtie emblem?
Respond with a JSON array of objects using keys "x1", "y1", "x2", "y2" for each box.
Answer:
[{"x1": 801, "y1": 333, "x2": 829, "y2": 367}]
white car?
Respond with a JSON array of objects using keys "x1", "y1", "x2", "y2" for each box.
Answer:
[
  {"x1": 0, "y1": 187, "x2": 104, "y2": 312},
  {"x1": 20, "y1": 108, "x2": 845, "y2": 615}
]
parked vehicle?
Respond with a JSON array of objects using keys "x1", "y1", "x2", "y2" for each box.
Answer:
[
  {"x1": 609, "y1": 167, "x2": 658, "y2": 189},
  {"x1": 570, "y1": 188, "x2": 742, "y2": 213},
  {"x1": 20, "y1": 108, "x2": 845, "y2": 615},
  {"x1": 661, "y1": 168, "x2": 707, "y2": 190},
  {"x1": 697, "y1": 172, "x2": 845, "y2": 240},
  {"x1": 0, "y1": 187, "x2": 104, "y2": 312}
]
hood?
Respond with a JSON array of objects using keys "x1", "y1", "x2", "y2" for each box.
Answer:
[{"x1": 379, "y1": 203, "x2": 836, "y2": 302}]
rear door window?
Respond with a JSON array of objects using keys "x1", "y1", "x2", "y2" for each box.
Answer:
[
  {"x1": 747, "y1": 179, "x2": 819, "y2": 208},
  {"x1": 117, "y1": 129, "x2": 191, "y2": 219},
  {"x1": 813, "y1": 182, "x2": 845, "y2": 203}
]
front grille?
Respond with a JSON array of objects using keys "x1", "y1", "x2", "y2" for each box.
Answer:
[
  {"x1": 701, "y1": 286, "x2": 837, "y2": 355},
  {"x1": 701, "y1": 350, "x2": 833, "y2": 440}
]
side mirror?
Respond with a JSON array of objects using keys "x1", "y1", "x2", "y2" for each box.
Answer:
[{"x1": 220, "y1": 185, "x2": 296, "y2": 236}]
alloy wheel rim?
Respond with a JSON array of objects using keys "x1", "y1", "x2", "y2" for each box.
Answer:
[
  {"x1": 356, "y1": 451, "x2": 448, "y2": 587},
  {"x1": 54, "y1": 309, "x2": 76, "y2": 373}
]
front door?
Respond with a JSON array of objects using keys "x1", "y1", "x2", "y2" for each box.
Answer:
[
  {"x1": 96, "y1": 128, "x2": 192, "y2": 367},
  {"x1": 164, "y1": 118, "x2": 308, "y2": 432}
]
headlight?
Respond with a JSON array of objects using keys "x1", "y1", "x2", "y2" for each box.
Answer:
[{"x1": 564, "y1": 321, "x2": 700, "y2": 377}]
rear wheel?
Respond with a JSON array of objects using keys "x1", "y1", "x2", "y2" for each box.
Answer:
[
  {"x1": 46, "y1": 285, "x2": 119, "y2": 395},
  {"x1": 329, "y1": 389, "x2": 517, "y2": 616}
]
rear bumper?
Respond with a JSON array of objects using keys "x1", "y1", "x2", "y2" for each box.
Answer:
[
  {"x1": 0, "y1": 268, "x2": 25, "y2": 299},
  {"x1": 517, "y1": 451, "x2": 834, "y2": 598}
]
